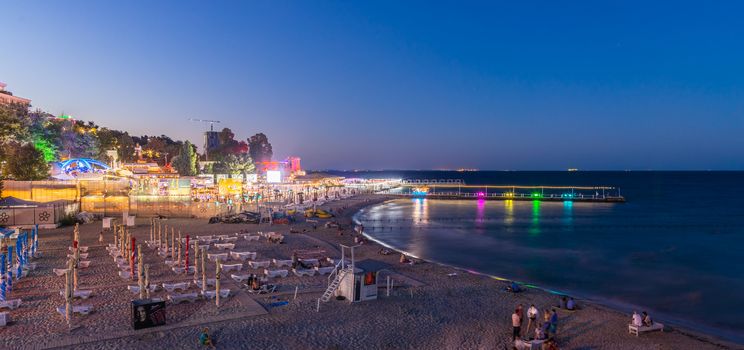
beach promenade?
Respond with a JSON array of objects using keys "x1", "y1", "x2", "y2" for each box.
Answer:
[{"x1": 0, "y1": 194, "x2": 736, "y2": 349}]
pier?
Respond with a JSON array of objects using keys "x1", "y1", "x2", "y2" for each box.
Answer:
[{"x1": 386, "y1": 179, "x2": 625, "y2": 203}]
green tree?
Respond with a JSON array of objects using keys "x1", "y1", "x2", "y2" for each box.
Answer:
[
  {"x1": 247, "y1": 133, "x2": 273, "y2": 163},
  {"x1": 0, "y1": 103, "x2": 31, "y2": 144},
  {"x1": 3, "y1": 143, "x2": 49, "y2": 180},
  {"x1": 172, "y1": 141, "x2": 198, "y2": 176},
  {"x1": 214, "y1": 154, "x2": 255, "y2": 175}
]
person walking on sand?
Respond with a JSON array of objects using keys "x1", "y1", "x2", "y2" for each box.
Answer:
[
  {"x1": 527, "y1": 304, "x2": 538, "y2": 337},
  {"x1": 516, "y1": 304, "x2": 524, "y2": 336},
  {"x1": 511, "y1": 308, "x2": 522, "y2": 341},
  {"x1": 548, "y1": 308, "x2": 559, "y2": 338}
]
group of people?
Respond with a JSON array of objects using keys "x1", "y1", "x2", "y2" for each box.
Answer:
[
  {"x1": 559, "y1": 296, "x2": 576, "y2": 311},
  {"x1": 512, "y1": 303, "x2": 561, "y2": 344},
  {"x1": 245, "y1": 274, "x2": 267, "y2": 290},
  {"x1": 631, "y1": 311, "x2": 654, "y2": 327}
]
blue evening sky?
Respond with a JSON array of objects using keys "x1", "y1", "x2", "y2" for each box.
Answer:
[{"x1": 1, "y1": 1, "x2": 743, "y2": 170}]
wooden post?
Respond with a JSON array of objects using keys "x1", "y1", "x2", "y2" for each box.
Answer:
[
  {"x1": 144, "y1": 264, "x2": 151, "y2": 299},
  {"x1": 215, "y1": 260, "x2": 221, "y2": 307},
  {"x1": 163, "y1": 225, "x2": 169, "y2": 257},
  {"x1": 193, "y1": 240, "x2": 199, "y2": 281},
  {"x1": 137, "y1": 244, "x2": 144, "y2": 299},
  {"x1": 65, "y1": 259, "x2": 73, "y2": 326},
  {"x1": 130, "y1": 237, "x2": 136, "y2": 281},
  {"x1": 184, "y1": 235, "x2": 190, "y2": 271},
  {"x1": 177, "y1": 231, "x2": 182, "y2": 266},
  {"x1": 170, "y1": 227, "x2": 175, "y2": 261},
  {"x1": 201, "y1": 247, "x2": 207, "y2": 293}
]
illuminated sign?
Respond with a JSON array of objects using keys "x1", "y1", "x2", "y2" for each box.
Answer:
[{"x1": 266, "y1": 170, "x2": 281, "y2": 183}]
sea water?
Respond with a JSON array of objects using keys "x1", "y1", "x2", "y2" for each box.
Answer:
[{"x1": 341, "y1": 171, "x2": 744, "y2": 343}]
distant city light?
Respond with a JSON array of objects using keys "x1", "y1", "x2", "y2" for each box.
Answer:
[{"x1": 266, "y1": 170, "x2": 281, "y2": 183}]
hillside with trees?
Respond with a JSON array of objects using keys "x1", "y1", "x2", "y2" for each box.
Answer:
[{"x1": 0, "y1": 103, "x2": 271, "y2": 180}]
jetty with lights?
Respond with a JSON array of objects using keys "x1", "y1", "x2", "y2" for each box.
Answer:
[{"x1": 387, "y1": 179, "x2": 625, "y2": 202}]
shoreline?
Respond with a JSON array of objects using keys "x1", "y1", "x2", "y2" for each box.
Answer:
[
  {"x1": 2, "y1": 193, "x2": 740, "y2": 349},
  {"x1": 353, "y1": 196, "x2": 743, "y2": 349}
]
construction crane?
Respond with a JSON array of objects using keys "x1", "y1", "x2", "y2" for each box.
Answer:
[
  {"x1": 189, "y1": 118, "x2": 221, "y2": 131},
  {"x1": 189, "y1": 118, "x2": 222, "y2": 161}
]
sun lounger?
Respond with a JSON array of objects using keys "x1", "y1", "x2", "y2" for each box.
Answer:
[
  {"x1": 229, "y1": 251, "x2": 256, "y2": 261},
  {"x1": 221, "y1": 263, "x2": 242, "y2": 272},
  {"x1": 0, "y1": 299, "x2": 22, "y2": 310},
  {"x1": 202, "y1": 289, "x2": 231, "y2": 299},
  {"x1": 197, "y1": 235, "x2": 213, "y2": 242},
  {"x1": 197, "y1": 244, "x2": 210, "y2": 251},
  {"x1": 172, "y1": 266, "x2": 196, "y2": 274},
  {"x1": 214, "y1": 243, "x2": 235, "y2": 251},
  {"x1": 221, "y1": 237, "x2": 238, "y2": 243},
  {"x1": 629, "y1": 323, "x2": 664, "y2": 336},
  {"x1": 244, "y1": 235, "x2": 260, "y2": 241},
  {"x1": 247, "y1": 284, "x2": 276, "y2": 294},
  {"x1": 53, "y1": 268, "x2": 69, "y2": 277},
  {"x1": 264, "y1": 269, "x2": 289, "y2": 278},
  {"x1": 162, "y1": 282, "x2": 191, "y2": 293},
  {"x1": 194, "y1": 278, "x2": 216, "y2": 287},
  {"x1": 293, "y1": 268, "x2": 316, "y2": 277},
  {"x1": 78, "y1": 260, "x2": 91, "y2": 268},
  {"x1": 315, "y1": 266, "x2": 335, "y2": 275},
  {"x1": 56, "y1": 305, "x2": 94, "y2": 316},
  {"x1": 168, "y1": 293, "x2": 200, "y2": 304},
  {"x1": 267, "y1": 233, "x2": 284, "y2": 243},
  {"x1": 299, "y1": 258, "x2": 319, "y2": 267},
  {"x1": 164, "y1": 260, "x2": 178, "y2": 266},
  {"x1": 248, "y1": 260, "x2": 271, "y2": 269},
  {"x1": 128, "y1": 285, "x2": 159, "y2": 294},
  {"x1": 117, "y1": 262, "x2": 131, "y2": 271},
  {"x1": 216, "y1": 234, "x2": 230, "y2": 240},
  {"x1": 273, "y1": 259, "x2": 293, "y2": 268},
  {"x1": 119, "y1": 271, "x2": 131, "y2": 279},
  {"x1": 231, "y1": 274, "x2": 251, "y2": 282},
  {"x1": 69, "y1": 246, "x2": 89, "y2": 253},
  {"x1": 0, "y1": 312, "x2": 9, "y2": 327},
  {"x1": 208, "y1": 253, "x2": 229, "y2": 262},
  {"x1": 59, "y1": 290, "x2": 93, "y2": 299},
  {"x1": 67, "y1": 253, "x2": 89, "y2": 259}
]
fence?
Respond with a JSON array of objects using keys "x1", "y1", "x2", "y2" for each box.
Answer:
[
  {"x1": 0, "y1": 202, "x2": 79, "y2": 228},
  {"x1": 80, "y1": 196, "x2": 231, "y2": 218}
]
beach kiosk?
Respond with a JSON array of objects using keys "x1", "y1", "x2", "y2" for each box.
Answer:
[{"x1": 336, "y1": 259, "x2": 387, "y2": 302}]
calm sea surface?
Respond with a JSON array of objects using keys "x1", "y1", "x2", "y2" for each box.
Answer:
[{"x1": 331, "y1": 171, "x2": 744, "y2": 343}]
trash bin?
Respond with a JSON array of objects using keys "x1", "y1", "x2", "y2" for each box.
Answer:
[{"x1": 131, "y1": 298, "x2": 166, "y2": 330}]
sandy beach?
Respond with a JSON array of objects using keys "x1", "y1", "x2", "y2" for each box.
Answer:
[{"x1": 0, "y1": 194, "x2": 739, "y2": 350}]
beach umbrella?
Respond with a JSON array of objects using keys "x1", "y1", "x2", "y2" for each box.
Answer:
[
  {"x1": 7, "y1": 246, "x2": 12, "y2": 292},
  {"x1": 0, "y1": 253, "x2": 5, "y2": 301}
]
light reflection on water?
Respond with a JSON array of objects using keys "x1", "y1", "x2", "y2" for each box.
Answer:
[{"x1": 355, "y1": 198, "x2": 744, "y2": 343}]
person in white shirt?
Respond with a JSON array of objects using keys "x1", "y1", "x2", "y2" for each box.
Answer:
[
  {"x1": 526, "y1": 304, "x2": 539, "y2": 337},
  {"x1": 632, "y1": 311, "x2": 643, "y2": 327}
]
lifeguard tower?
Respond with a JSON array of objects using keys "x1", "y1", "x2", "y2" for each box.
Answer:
[{"x1": 317, "y1": 245, "x2": 388, "y2": 310}]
